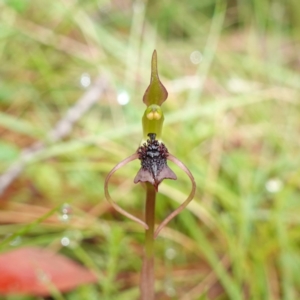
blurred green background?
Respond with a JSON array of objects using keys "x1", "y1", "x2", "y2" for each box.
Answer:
[{"x1": 1, "y1": 0, "x2": 300, "y2": 299}]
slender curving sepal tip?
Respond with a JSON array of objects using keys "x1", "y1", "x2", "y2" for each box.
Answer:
[
  {"x1": 104, "y1": 153, "x2": 149, "y2": 230},
  {"x1": 154, "y1": 154, "x2": 196, "y2": 238}
]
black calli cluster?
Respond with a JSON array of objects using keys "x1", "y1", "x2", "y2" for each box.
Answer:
[{"x1": 134, "y1": 133, "x2": 177, "y2": 191}]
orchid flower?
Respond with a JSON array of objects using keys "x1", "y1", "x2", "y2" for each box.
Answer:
[
  {"x1": 104, "y1": 50, "x2": 196, "y2": 299},
  {"x1": 104, "y1": 50, "x2": 196, "y2": 238}
]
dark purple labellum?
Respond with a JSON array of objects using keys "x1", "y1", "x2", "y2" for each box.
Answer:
[{"x1": 134, "y1": 133, "x2": 177, "y2": 191}]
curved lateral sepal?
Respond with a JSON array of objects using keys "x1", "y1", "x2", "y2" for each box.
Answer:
[
  {"x1": 104, "y1": 153, "x2": 149, "y2": 230},
  {"x1": 154, "y1": 154, "x2": 196, "y2": 238}
]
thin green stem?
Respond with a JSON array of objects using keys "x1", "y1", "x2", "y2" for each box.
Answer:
[{"x1": 140, "y1": 183, "x2": 156, "y2": 300}]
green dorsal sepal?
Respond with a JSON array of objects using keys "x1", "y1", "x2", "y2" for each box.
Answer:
[{"x1": 142, "y1": 50, "x2": 168, "y2": 106}]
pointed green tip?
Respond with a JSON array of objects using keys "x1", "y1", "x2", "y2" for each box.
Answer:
[
  {"x1": 143, "y1": 50, "x2": 168, "y2": 106},
  {"x1": 151, "y1": 50, "x2": 157, "y2": 77}
]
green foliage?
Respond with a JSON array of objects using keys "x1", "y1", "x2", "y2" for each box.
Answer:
[
  {"x1": 0, "y1": 141, "x2": 19, "y2": 162},
  {"x1": 0, "y1": 0, "x2": 300, "y2": 299}
]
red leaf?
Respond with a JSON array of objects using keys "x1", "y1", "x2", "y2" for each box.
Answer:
[{"x1": 0, "y1": 247, "x2": 97, "y2": 296}]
